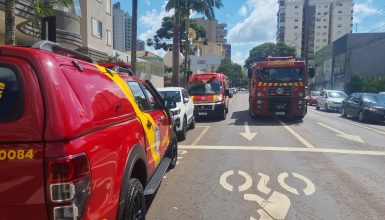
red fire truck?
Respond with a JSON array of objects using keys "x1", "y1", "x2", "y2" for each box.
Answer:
[{"x1": 248, "y1": 56, "x2": 314, "y2": 120}]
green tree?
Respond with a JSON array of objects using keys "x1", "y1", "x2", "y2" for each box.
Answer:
[
  {"x1": 344, "y1": 76, "x2": 363, "y2": 94},
  {"x1": 217, "y1": 58, "x2": 248, "y2": 87},
  {"x1": 146, "y1": 17, "x2": 206, "y2": 52},
  {"x1": 165, "y1": 0, "x2": 223, "y2": 86},
  {"x1": 244, "y1": 43, "x2": 297, "y2": 68}
]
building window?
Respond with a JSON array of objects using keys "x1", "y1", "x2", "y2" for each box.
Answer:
[
  {"x1": 295, "y1": 18, "x2": 298, "y2": 22},
  {"x1": 106, "y1": 30, "x2": 112, "y2": 46},
  {"x1": 279, "y1": 0, "x2": 284, "y2": 6},
  {"x1": 92, "y1": 18, "x2": 102, "y2": 38},
  {"x1": 324, "y1": 12, "x2": 328, "y2": 15},
  {"x1": 324, "y1": 5, "x2": 328, "y2": 8},
  {"x1": 323, "y1": 32, "x2": 327, "y2": 35},
  {"x1": 96, "y1": 0, "x2": 101, "y2": 3},
  {"x1": 324, "y1": 25, "x2": 327, "y2": 29},
  {"x1": 318, "y1": 26, "x2": 321, "y2": 29},
  {"x1": 338, "y1": 17, "x2": 342, "y2": 21},
  {"x1": 338, "y1": 3, "x2": 343, "y2": 7},
  {"x1": 338, "y1": 10, "x2": 342, "y2": 14},
  {"x1": 295, "y1": 5, "x2": 298, "y2": 9},
  {"x1": 106, "y1": 0, "x2": 111, "y2": 14},
  {"x1": 294, "y1": 26, "x2": 298, "y2": 29},
  {"x1": 323, "y1": 39, "x2": 327, "y2": 42},
  {"x1": 338, "y1": 24, "x2": 342, "y2": 28}
]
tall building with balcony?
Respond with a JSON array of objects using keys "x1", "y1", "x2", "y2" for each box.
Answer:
[
  {"x1": 0, "y1": 0, "x2": 113, "y2": 61},
  {"x1": 112, "y1": 2, "x2": 131, "y2": 52},
  {"x1": 276, "y1": 0, "x2": 353, "y2": 57}
]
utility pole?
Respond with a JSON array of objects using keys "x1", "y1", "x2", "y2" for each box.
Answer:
[
  {"x1": 303, "y1": 0, "x2": 310, "y2": 73},
  {"x1": 172, "y1": 0, "x2": 180, "y2": 86}
]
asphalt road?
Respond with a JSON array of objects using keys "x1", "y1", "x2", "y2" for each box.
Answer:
[{"x1": 147, "y1": 93, "x2": 385, "y2": 220}]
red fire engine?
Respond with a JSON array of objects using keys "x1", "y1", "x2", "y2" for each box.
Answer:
[{"x1": 248, "y1": 56, "x2": 314, "y2": 120}]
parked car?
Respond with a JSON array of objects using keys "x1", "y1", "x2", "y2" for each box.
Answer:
[
  {"x1": 306, "y1": 91, "x2": 321, "y2": 106},
  {"x1": 0, "y1": 41, "x2": 177, "y2": 220},
  {"x1": 158, "y1": 87, "x2": 195, "y2": 141},
  {"x1": 341, "y1": 93, "x2": 385, "y2": 122},
  {"x1": 379, "y1": 92, "x2": 385, "y2": 95},
  {"x1": 316, "y1": 90, "x2": 348, "y2": 112}
]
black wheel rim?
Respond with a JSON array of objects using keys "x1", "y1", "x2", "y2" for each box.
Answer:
[
  {"x1": 132, "y1": 193, "x2": 144, "y2": 220},
  {"x1": 171, "y1": 140, "x2": 177, "y2": 164}
]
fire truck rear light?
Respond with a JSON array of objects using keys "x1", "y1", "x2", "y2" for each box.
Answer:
[
  {"x1": 48, "y1": 154, "x2": 90, "y2": 183},
  {"x1": 257, "y1": 92, "x2": 262, "y2": 97},
  {"x1": 53, "y1": 205, "x2": 79, "y2": 220},
  {"x1": 51, "y1": 183, "x2": 75, "y2": 202},
  {"x1": 299, "y1": 92, "x2": 304, "y2": 97},
  {"x1": 257, "y1": 100, "x2": 262, "y2": 105},
  {"x1": 298, "y1": 100, "x2": 303, "y2": 105}
]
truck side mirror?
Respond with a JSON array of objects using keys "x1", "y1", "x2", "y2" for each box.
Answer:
[{"x1": 308, "y1": 67, "x2": 315, "y2": 78}]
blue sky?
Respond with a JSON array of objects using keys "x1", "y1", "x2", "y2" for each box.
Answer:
[{"x1": 113, "y1": 0, "x2": 385, "y2": 65}]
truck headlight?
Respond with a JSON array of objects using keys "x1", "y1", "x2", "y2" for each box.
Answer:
[
  {"x1": 298, "y1": 100, "x2": 303, "y2": 105},
  {"x1": 257, "y1": 100, "x2": 262, "y2": 105},
  {"x1": 216, "y1": 95, "x2": 223, "y2": 102}
]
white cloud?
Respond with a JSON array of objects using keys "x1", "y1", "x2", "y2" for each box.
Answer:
[
  {"x1": 139, "y1": 2, "x2": 173, "y2": 56},
  {"x1": 238, "y1": 5, "x2": 248, "y2": 17},
  {"x1": 354, "y1": 3, "x2": 379, "y2": 23},
  {"x1": 228, "y1": 0, "x2": 278, "y2": 46},
  {"x1": 232, "y1": 51, "x2": 248, "y2": 65},
  {"x1": 144, "y1": 0, "x2": 151, "y2": 6}
]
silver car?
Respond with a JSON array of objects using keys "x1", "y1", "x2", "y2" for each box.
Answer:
[{"x1": 316, "y1": 90, "x2": 348, "y2": 112}]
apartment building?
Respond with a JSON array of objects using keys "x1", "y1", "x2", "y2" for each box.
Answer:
[
  {"x1": 79, "y1": 0, "x2": 113, "y2": 60},
  {"x1": 277, "y1": 0, "x2": 353, "y2": 57},
  {"x1": 112, "y1": 2, "x2": 132, "y2": 52}
]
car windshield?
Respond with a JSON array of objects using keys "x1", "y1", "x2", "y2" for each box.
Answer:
[
  {"x1": 258, "y1": 68, "x2": 303, "y2": 82},
  {"x1": 188, "y1": 81, "x2": 222, "y2": 95},
  {"x1": 328, "y1": 91, "x2": 347, "y2": 98},
  {"x1": 363, "y1": 94, "x2": 385, "y2": 104},
  {"x1": 311, "y1": 91, "x2": 320, "y2": 96},
  {"x1": 158, "y1": 91, "x2": 181, "y2": 103}
]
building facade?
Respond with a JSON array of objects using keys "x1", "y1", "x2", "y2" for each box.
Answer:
[
  {"x1": 277, "y1": 0, "x2": 353, "y2": 57},
  {"x1": 314, "y1": 33, "x2": 385, "y2": 91},
  {"x1": 190, "y1": 55, "x2": 225, "y2": 73},
  {"x1": 136, "y1": 39, "x2": 145, "y2": 51},
  {"x1": 112, "y1": 2, "x2": 132, "y2": 52}
]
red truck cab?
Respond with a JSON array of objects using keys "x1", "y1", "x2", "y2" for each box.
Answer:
[
  {"x1": 0, "y1": 41, "x2": 177, "y2": 220},
  {"x1": 248, "y1": 56, "x2": 309, "y2": 120},
  {"x1": 187, "y1": 72, "x2": 232, "y2": 120}
]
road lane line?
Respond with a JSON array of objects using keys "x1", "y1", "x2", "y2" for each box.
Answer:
[
  {"x1": 309, "y1": 109, "x2": 385, "y2": 135},
  {"x1": 279, "y1": 120, "x2": 315, "y2": 148},
  {"x1": 179, "y1": 145, "x2": 385, "y2": 157},
  {"x1": 191, "y1": 126, "x2": 210, "y2": 145}
]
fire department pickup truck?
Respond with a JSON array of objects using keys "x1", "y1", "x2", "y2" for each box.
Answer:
[{"x1": 0, "y1": 41, "x2": 177, "y2": 220}]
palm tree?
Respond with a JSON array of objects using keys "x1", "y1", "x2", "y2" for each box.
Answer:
[
  {"x1": 131, "y1": 0, "x2": 138, "y2": 76},
  {"x1": 5, "y1": 0, "x2": 16, "y2": 45},
  {"x1": 166, "y1": 0, "x2": 223, "y2": 86}
]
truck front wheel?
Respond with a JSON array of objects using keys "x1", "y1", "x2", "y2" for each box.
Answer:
[{"x1": 123, "y1": 178, "x2": 146, "y2": 220}]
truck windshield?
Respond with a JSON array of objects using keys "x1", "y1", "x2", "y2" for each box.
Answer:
[
  {"x1": 258, "y1": 68, "x2": 303, "y2": 82},
  {"x1": 188, "y1": 81, "x2": 222, "y2": 95}
]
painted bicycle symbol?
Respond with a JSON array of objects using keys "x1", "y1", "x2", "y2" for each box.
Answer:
[{"x1": 220, "y1": 170, "x2": 315, "y2": 220}]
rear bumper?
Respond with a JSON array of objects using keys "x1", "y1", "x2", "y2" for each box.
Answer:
[
  {"x1": 365, "y1": 111, "x2": 385, "y2": 121},
  {"x1": 194, "y1": 102, "x2": 225, "y2": 117},
  {"x1": 251, "y1": 97, "x2": 306, "y2": 117}
]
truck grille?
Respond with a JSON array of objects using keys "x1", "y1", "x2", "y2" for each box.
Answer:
[
  {"x1": 268, "y1": 98, "x2": 291, "y2": 112},
  {"x1": 268, "y1": 86, "x2": 293, "y2": 96}
]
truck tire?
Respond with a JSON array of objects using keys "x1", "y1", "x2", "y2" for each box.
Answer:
[
  {"x1": 177, "y1": 118, "x2": 187, "y2": 141},
  {"x1": 123, "y1": 178, "x2": 146, "y2": 220},
  {"x1": 220, "y1": 109, "x2": 226, "y2": 120},
  {"x1": 341, "y1": 107, "x2": 347, "y2": 117},
  {"x1": 168, "y1": 132, "x2": 178, "y2": 170},
  {"x1": 324, "y1": 104, "x2": 329, "y2": 112},
  {"x1": 316, "y1": 103, "x2": 320, "y2": 110}
]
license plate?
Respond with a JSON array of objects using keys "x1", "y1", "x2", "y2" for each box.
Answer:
[
  {"x1": 275, "y1": 112, "x2": 286, "y2": 115},
  {"x1": 198, "y1": 112, "x2": 208, "y2": 116}
]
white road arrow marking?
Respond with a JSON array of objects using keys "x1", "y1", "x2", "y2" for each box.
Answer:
[
  {"x1": 318, "y1": 122, "x2": 365, "y2": 143},
  {"x1": 240, "y1": 122, "x2": 257, "y2": 141}
]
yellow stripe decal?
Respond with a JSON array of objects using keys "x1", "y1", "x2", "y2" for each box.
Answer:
[
  {"x1": 95, "y1": 66, "x2": 161, "y2": 166},
  {"x1": 0, "y1": 82, "x2": 5, "y2": 99}
]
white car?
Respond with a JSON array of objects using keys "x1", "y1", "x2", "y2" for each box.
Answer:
[
  {"x1": 158, "y1": 87, "x2": 195, "y2": 140},
  {"x1": 316, "y1": 90, "x2": 348, "y2": 112}
]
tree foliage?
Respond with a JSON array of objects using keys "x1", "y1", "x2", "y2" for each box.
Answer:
[
  {"x1": 146, "y1": 17, "x2": 207, "y2": 52},
  {"x1": 345, "y1": 76, "x2": 385, "y2": 94},
  {"x1": 217, "y1": 58, "x2": 248, "y2": 87},
  {"x1": 244, "y1": 43, "x2": 297, "y2": 68},
  {"x1": 166, "y1": 0, "x2": 223, "y2": 20}
]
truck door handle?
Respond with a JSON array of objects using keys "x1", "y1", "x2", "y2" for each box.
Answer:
[{"x1": 146, "y1": 121, "x2": 152, "y2": 129}]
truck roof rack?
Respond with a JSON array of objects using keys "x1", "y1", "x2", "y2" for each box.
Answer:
[{"x1": 32, "y1": 40, "x2": 96, "y2": 64}]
